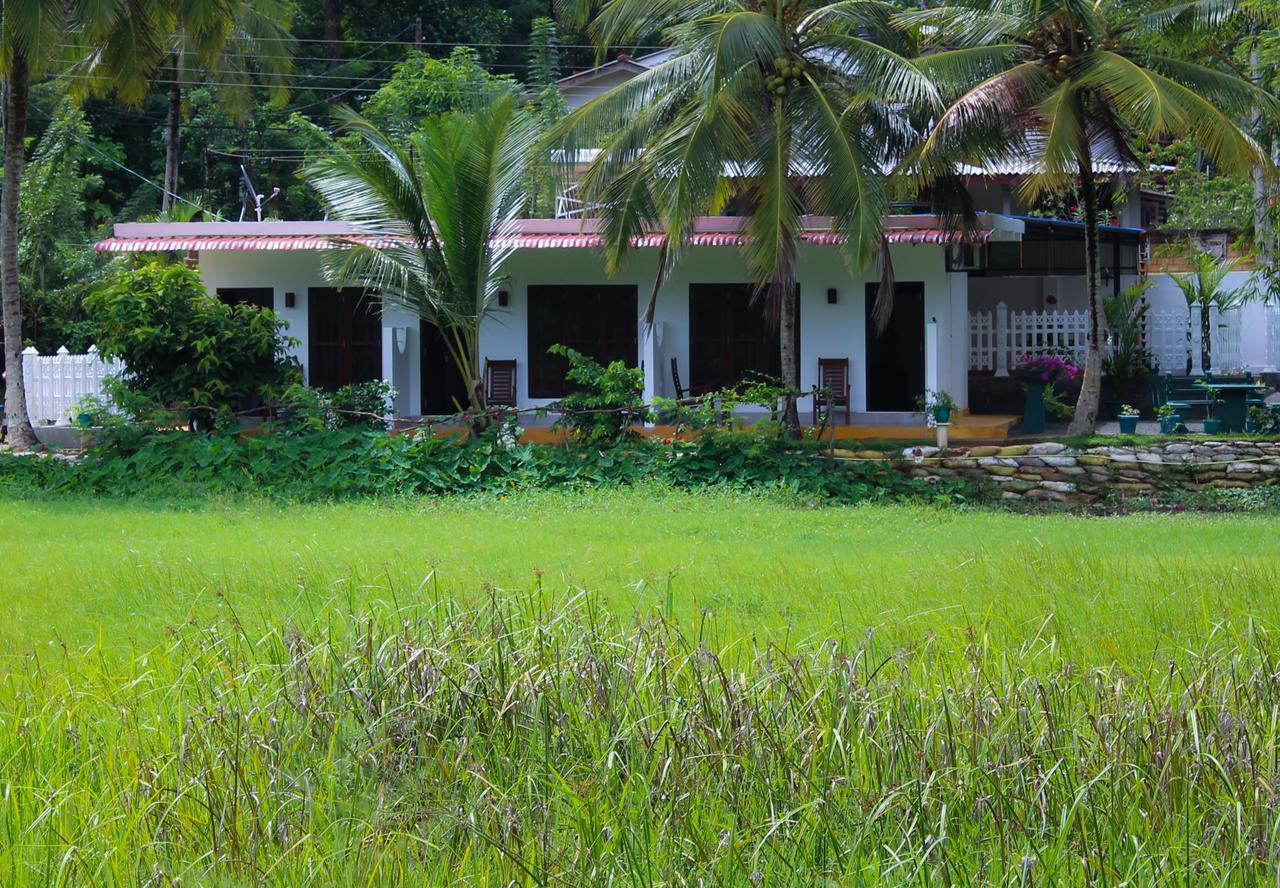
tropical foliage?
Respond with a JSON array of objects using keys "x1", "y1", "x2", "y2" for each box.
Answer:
[
  {"x1": 902, "y1": 0, "x2": 1279, "y2": 433},
  {"x1": 304, "y1": 95, "x2": 531, "y2": 411},
  {"x1": 87, "y1": 261, "x2": 297, "y2": 418},
  {"x1": 554, "y1": 0, "x2": 939, "y2": 432},
  {"x1": 1169, "y1": 250, "x2": 1261, "y2": 372}
]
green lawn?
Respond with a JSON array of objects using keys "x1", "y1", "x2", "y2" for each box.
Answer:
[
  {"x1": 4, "y1": 488, "x2": 1278, "y2": 659},
  {"x1": 5, "y1": 489, "x2": 1280, "y2": 885}
]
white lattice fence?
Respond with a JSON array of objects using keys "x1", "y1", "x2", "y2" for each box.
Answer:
[
  {"x1": 1210, "y1": 306, "x2": 1243, "y2": 373},
  {"x1": 1008, "y1": 308, "x2": 1089, "y2": 364},
  {"x1": 969, "y1": 309, "x2": 995, "y2": 371},
  {"x1": 1146, "y1": 311, "x2": 1191, "y2": 374},
  {"x1": 968, "y1": 303, "x2": 1088, "y2": 375},
  {"x1": 1269, "y1": 304, "x2": 1280, "y2": 371},
  {"x1": 20, "y1": 346, "x2": 123, "y2": 424},
  {"x1": 970, "y1": 305, "x2": 1249, "y2": 375}
]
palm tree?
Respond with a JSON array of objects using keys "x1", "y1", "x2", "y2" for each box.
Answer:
[
  {"x1": 161, "y1": 1, "x2": 295, "y2": 212},
  {"x1": 304, "y1": 96, "x2": 531, "y2": 412},
  {"x1": 1170, "y1": 250, "x2": 1258, "y2": 373},
  {"x1": 555, "y1": 0, "x2": 938, "y2": 434},
  {"x1": 74, "y1": 0, "x2": 296, "y2": 212},
  {"x1": 901, "y1": 0, "x2": 1278, "y2": 434},
  {"x1": 2, "y1": 2, "x2": 167, "y2": 449}
]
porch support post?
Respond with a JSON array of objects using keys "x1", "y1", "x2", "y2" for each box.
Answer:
[
  {"x1": 994, "y1": 301, "x2": 1010, "y2": 377},
  {"x1": 380, "y1": 320, "x2": 396, "y2": 419},
  {"x1": 925, "y1": 317, "x2": 940, "y2": 399}
]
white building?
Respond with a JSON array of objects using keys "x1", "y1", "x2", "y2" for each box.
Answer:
[{"x1": 95, "y1": 214, "x2": 1025, "y2": 431}]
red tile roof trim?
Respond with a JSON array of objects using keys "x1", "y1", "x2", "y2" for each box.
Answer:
[{"x1": 94, "y1": 228, "x2": 990, "y2": 253}]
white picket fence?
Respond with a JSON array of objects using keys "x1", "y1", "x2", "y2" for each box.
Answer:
[
  {"x1": 969, "y1": 302, "x2": 1090, "y2": 375},
  {"x1": 20, "y1": 345, "x2": 122, "y2": 424},
  {"x1": 969, "y1": 302, "x2": 1245, "y2": 376}
]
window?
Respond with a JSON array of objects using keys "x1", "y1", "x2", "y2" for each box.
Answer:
[
  {"x1": 527, "y1": 285, "x2": 638, "y2": 397},
  {"x1": 688, "y1": 283, "x2": 798, "y2": 392},
  {"x1": 216, "y1": 288, "x2": 274, "y2": 311}
]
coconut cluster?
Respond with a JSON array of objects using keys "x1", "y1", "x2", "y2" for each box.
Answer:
[{"x1": 765, "y1": 55, "x2": 806, "y2": 96}]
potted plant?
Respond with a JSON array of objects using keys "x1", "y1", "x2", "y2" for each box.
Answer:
[
  {"x1": 1195, "y1": 379, "x2": 1223, "y2": 435},
  {"x1": 1117, "y1": 403, "x2": 1140, "y2": 435},
  {"x1": 914, "y1": 389, "x2": 957, "y2": 425},
  {"x1": 1155, "y1": 402, "x2": 1182, "y2": 434},
  {"x1": 1012, "y1": 353, "x2": 1081, "y2": 434}
]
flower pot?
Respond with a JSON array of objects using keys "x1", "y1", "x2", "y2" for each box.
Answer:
[
  {"x1": 1202, "y1": 418, "x2": 1223, "y2": 435},
  {"x1": 933, "y1": 407, "x2": 951, "y2": 425},
  {"x1": 1159, "y1": 414, "x2": 1182, "y2": 434},
  {"x1": 1022, "y1": 382, "x2": 1047, "y2": 434},
  {"x1": 1117, "y1": 415, "x2": 1139, "y2": 435}
]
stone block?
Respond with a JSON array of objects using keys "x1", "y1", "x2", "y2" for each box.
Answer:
[{"x1": 1040, "y1": 455, "x2": 1078, "y2": 467}]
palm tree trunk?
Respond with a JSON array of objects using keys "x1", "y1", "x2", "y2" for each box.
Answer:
[
  {"x1": 2, "y1": 56, "x2": 35, "y2": 449},
  {"x1": 780, "y1": 280, "x2": 800, "y2": 435},
  {"x1": 1066, "y1": 154, "x2": 1103, "y2": 436},
  {"x1": 162, "y1": 78, "x2": 181, "y2": 213},
  {"x1": 324, "y1": 0, "x2": 342, "y2": 70},
  {"x1": 1200, "y1": 303, "x2": 1212, "y2": 373}
]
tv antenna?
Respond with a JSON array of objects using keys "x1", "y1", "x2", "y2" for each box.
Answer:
[{"x1": 239, "y1": 165, "x2": 282, "y2": 222}]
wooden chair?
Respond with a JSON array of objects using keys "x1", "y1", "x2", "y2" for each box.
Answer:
[
  {"x1": 814, "y1": 358, "x2": 851, "y2": 426},
  {"x1": 484, "y1": 359, "x2": 517, "y2": 409},
  {"x1": 670, "y1": 357, "x2": 687, "y2": 401}
]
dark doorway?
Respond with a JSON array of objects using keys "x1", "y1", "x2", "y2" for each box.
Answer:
[
  {"x1": 688, "y1": 283, "x2": 798, "y2": 392},
  {"x1": 307, "y1": 288, "x2": 382, "y2": 390},
  {"x1": 864, "y1": 282, "x2": 925, "y2": 411},
  {"x1": 421, "y1": 320, "x2": 469, "y2": 415},
  {"x1": 527, "y1": 285, "x2": 638, "y2": 398},
  {"x1": 216, "y1": 287, "x2": 274, "y2": 312}
]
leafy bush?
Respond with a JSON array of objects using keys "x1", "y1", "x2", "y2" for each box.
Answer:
[
  {"x1": 87, "y1": 260, "x2": 298, "y2": 419},
  {"x1": 548, "y1": 345, "x2": 647, "y2": 448},
  {"x1": 278, "y1": 381, "x2": 396, "y2": 431},
  {"x1": 0, "y1": 427, "x2": 976, "y2": 505}
]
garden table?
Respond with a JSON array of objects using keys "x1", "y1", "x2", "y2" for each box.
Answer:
[{"x1": 1201, "y1": 383, "x2": 1264, "y2": 433}]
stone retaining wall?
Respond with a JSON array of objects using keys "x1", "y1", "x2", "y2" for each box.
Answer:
[{"x1": 837, "y1": 441, "x2": 1280, "y2": 503}]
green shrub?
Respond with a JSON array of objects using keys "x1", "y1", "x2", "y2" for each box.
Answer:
[
  {"x1": 278, "y1": 380, "x2": 396, "y2": 431},
  {"x1": 0, "y1": 427, "x2": 976, "y2": 505},
  {"x1": 87, "y1": 260, "x2": 298, "y2": 419},
  {"x1": 548, "y1": 345, "x2": 647, "y2": 448}
]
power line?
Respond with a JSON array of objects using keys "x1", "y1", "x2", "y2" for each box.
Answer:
[
  {"x1": 29, "y1": 104, "x2": 225, "y2": 221},
  {"x1": 59, "y1": 36, "x2": 666, "y2": 51}
]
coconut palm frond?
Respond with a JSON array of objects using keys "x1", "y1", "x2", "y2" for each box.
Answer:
[{"x1": 304, "y1": 95, "x2": 530, "y2": 408}]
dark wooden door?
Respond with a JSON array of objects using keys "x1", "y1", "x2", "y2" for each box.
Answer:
[
  {"x1": 307, "y1": 288, "x2": 382, "y2": 391},
  {"x1": 420, "y1": 320, "x2": 469, "y2": 414},
  {"x1": 688, "y1": 283, "x2": 798, "y2": 392},
  {"x1": 864, "y1": 283, "x2": 925, "y2": 411}
]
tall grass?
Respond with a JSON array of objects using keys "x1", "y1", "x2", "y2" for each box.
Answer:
[{"x1": 5, "y1": 588, "x2": 1280, "y2": 885}]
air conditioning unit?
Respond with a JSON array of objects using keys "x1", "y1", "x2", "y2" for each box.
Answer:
[{"x1": 947, "y1": 244, "x2": 983, "y2": 271}]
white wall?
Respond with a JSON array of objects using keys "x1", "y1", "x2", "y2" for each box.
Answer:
[
  {"x1": 197, "y1": 251, "x2": 421, "y2": 415},
  {"x1": 499, "y1": 241, "x2": 966, "y2": 413},
  {"x1": 197, "y1": 242, "x2": 970, "y2": 417}
]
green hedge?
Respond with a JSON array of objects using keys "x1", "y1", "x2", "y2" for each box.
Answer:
[{"x1": 0, "y1": 429, "x2": 981, "y2": 504}]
